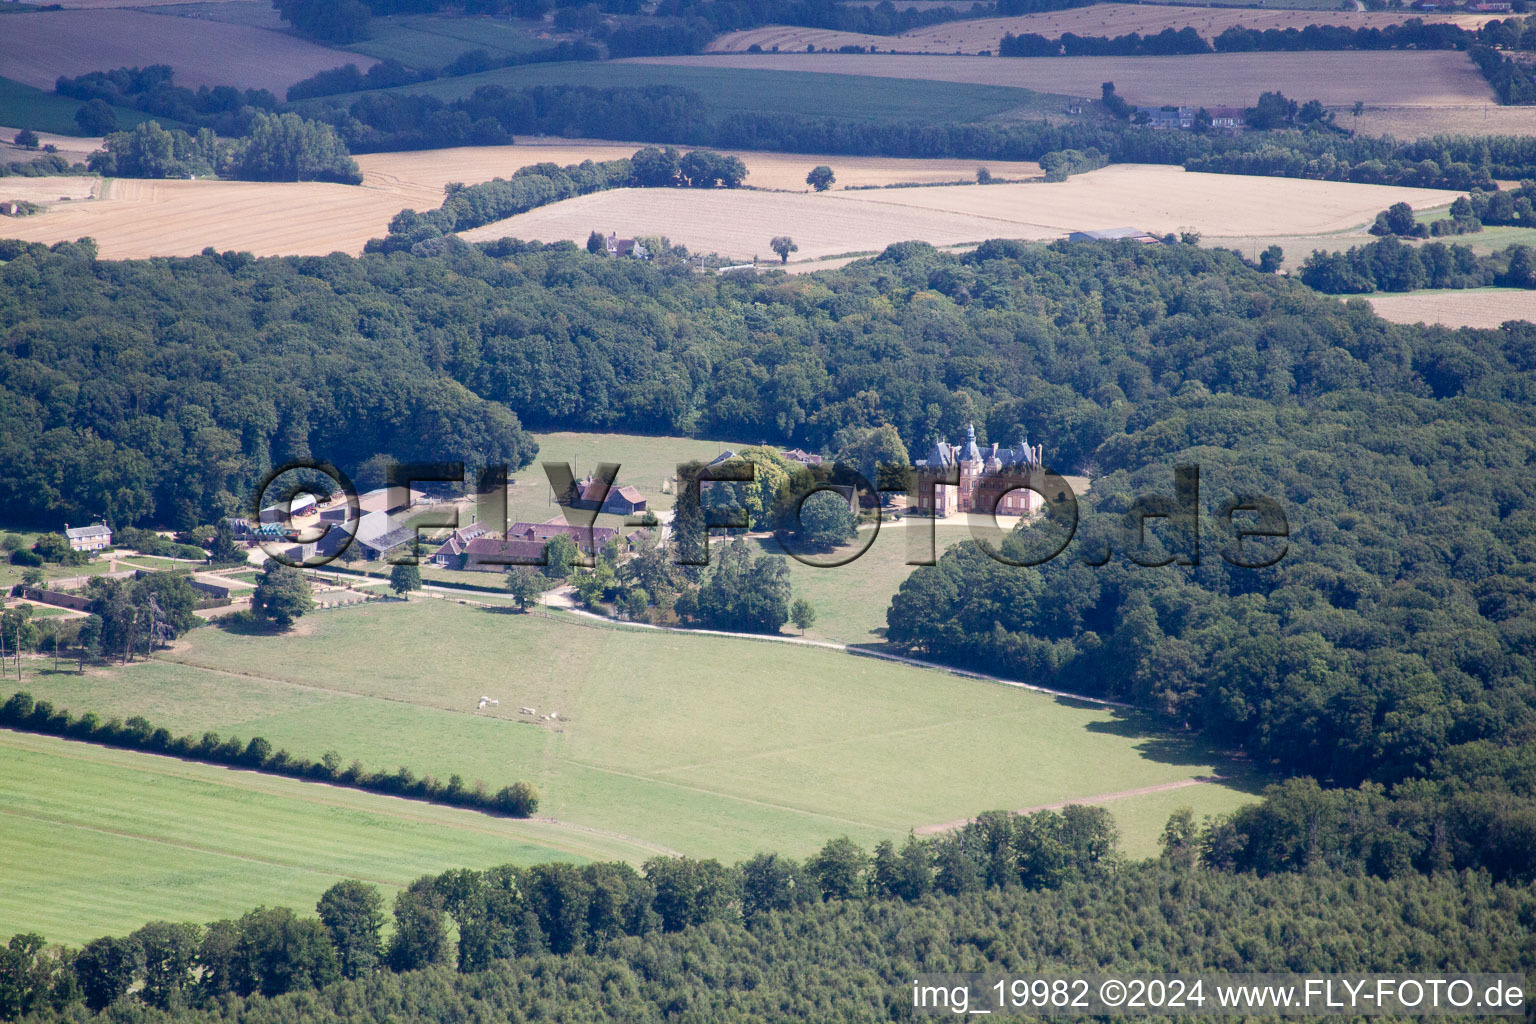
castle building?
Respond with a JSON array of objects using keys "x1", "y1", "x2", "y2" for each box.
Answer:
[{"x1": 913, "y1": 424, "x2": 1045, "y2": 517}]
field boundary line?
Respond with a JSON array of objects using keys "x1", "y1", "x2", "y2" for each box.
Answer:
[
  {"x1": 547, "y1": 604, "x2": 1133, "y2": 708},
  {"x1": 913, "y1": 775, "x2": 1227, "y2": 835},
  {"x1": 0, "y1": 728, "x2": 669, "y2": 860}
]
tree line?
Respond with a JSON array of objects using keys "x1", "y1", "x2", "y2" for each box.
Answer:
[
  {"x1": 303, "y1": 79, "x2": 1536, "y2": 187},
  {"x1": 0, "y1": 691, "x2": 540, "y2": 817},
  {"x1": 2, "y1": 854, "x2": 1531, "y2": 1021},
  {"x1": 54, "y1": 66, "x2": 279, "y2": 137},
  {"x1": 1000, "y1": 14, "x2": 1531, "y2": 59},
  {"x1": 0, "y1": 154, "x2": 85, "y2": 180},
  {"x1": 0, "y1": 804, "x2": 1118, "y2": 1018},
  {"x1": 367, "y1": 146, "x2": 745, "y2": 253},
  {"x1": 87, "y1": 114, "x2": 361, "y2": 184},
  {"x1": 1298, "y1": 234, "x2": 1536, "y2": 293},
  {"x1": 270, "y1": 0, "x2": 1091, "y2": 48},
  {"x1": 1368, "y1": 182, "x2": 1536, "y2": 238},
  {"x1": 284, "y1": 42, "x2": 602, "y2": 102}
]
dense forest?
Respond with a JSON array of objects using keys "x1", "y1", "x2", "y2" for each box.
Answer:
[
  {"x1": 3, "y1": 858, "x2": 1530, "y2": 1022},
  {"x1": 0, "y1": 239, "x2": 535, "y2": 528}
]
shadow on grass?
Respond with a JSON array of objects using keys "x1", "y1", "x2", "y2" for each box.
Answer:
[
  {"x1": 212, "y1": 613, "x2": 290, "y2": 636},
  {"x1": 840, "y1": 642, "x2": 1270, "y2": 796},
  {"x1": 479, "y1": 604, "x2": 535, "y2": 616},
  {"x1": 1083, "y1": 709, "x2": 1268, "y2": 795}
]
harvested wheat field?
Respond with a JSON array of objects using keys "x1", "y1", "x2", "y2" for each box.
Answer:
[
  {"x1": 1352, "y1": 103, "x2": 1536, "y2": 139},
  {"x1": 458, "y1": 187, "x2": 1035, "y2": 261},
  {"x1": 822, "y1": 165, "x2": 1458, "y2": 235},
  {"x1": 1, "y1": 128, "x2": 102, "y2": 163},
  {"x1": 0, "y1": 142, "x2": 1043, "y2": 258},
  {"x1": 1367, "y1": 290, "x2": 1536, "y2": 329},
  {"x1": 0, "y1": 176, "x2": 100, "y2": 205},
  {"x1": 631, "y1": 52, "x2": 1493, "y2": 107},
  {"x1": 708, "y1": 4, "x2": 1497, "y2": 54},
  {"x1": 459, "y1": 166, "x2": 1459, "y2": 264},
  {"x1": 357, "y1": 140, "x2": 1042, "y2": 203},
  {"x1": 0, "y1": 10, "x2": 371, "y2": 93},
  {"x1": 0, "y1": 178, "x2": 405, "y2": 259}
]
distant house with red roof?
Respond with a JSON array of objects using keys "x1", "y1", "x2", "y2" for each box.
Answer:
[
  {"x1": 456, "y1": 519, "x2": 619, "y2": 571},
  {"x1": 572, "y1": 477, "x2": 649, "y2": 516}
]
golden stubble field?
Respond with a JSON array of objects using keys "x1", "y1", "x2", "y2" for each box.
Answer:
[
  {"x1": 630, "y1": 51, "x2": 1494, "y2": 107},
  {"x1": 0, "y1": 177, "x2": 407, "y2": 258},
  {"x1": 1, "y1": 142, "x2": 1459, "y2": 263},
  {"x1": 460, "y1": 165, "x2": 1461, "y2": 264},
  {"x1": 708, "y1": 3, "x2": 1497, "y2": 55},
  {"x1": 0, "y1": 140, "x2": 1039, "y2": 259},
  {"x1": 0, "y1": 9, "x2": 371, "y2": 93},
  {"x1": 359, "y1": 141, "x2": 1044, "y2": 198},
  {"x1": 1367, "y1": 290, "x2": 1536, "y2": 329}
]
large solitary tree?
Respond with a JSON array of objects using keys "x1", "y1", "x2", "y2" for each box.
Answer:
[
  {"x1": 793, "y1": 489, "x2": 858, "y2": 551},
  {"x1": 251, "y1": 562, "x2": 313, "y2": 627},
  {"x1": 505, "y1": 566, "x2": 543, "y2": 610},
  {"x1": 389, "y1": 563, "x2": 421, "y2": 597},
  {"x1": 770, "y1": 236, "x2": 798, "y2": 263},
  {"x1": 805, "y1": 165, "x2": 835, "y2": 191}
]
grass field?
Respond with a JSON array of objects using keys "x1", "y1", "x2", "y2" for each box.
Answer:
[
  {"x1": 756, "y1": 525, "x2": 974, "y2": 645},
  {"x1": 0, "y1": 9, "x2": 371, "y2": 94},
  {"x1": 707, "y1": 4, "x2": 1497, "y2": 55},
  {"x1": 13, "y1": 599, "x2": 1260, "y2": 873},
  {"x1": 340, "y1": 59, "x2": 1067, "y2": 123},
  {"x1": 630, "y1": 51, "x2": 1494, "y2": 108},
  {"x1": 461, "y1": 166, "x2": 1460, "y2": 264},
  {"x1": 346, "y1": 13, "x2": 553, "y2": 67},
  {"x1": 0, "y1": 729, "x2": 657, "y2": 945},
  {"x1": 0, "y1": 528, "x2": 111, "y2": 592},
  {"x1": 0, "y1": 77, "x2": 160, "y2": 137},
  {"x1": 514, "y1": 428, "x2": 738, "y2": 522}
]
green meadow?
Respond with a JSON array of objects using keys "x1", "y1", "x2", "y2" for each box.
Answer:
[
  {"x1": 0, "y1": 729, "x2": 654, "y2": 945},
  {"x1": 345, "y1": 14, "x2": 551, "y2": 67},
  {"x1": 13, "y1": 600, "x2": 1258, "y2": 874}
]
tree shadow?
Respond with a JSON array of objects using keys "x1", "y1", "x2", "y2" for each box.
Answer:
[
  {"x1": 479, "y1": 604, "x2": 533, "y2": 616},
  {"x1": 1081, "y1": 708, "x2": 1268, "y2": 795},
  {"x1": 212, "y1": 614, "x2": 289, "y2": 636}
]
